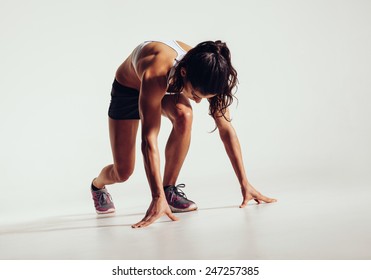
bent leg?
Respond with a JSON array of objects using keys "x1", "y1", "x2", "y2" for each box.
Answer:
[
  {"x1": 161, "y1": 95, "x2": 197, "y2": 213},
  {"x1": 94, "y1": 118, "x2": 139, "y2": 188},
  {"x1": 161, "y1": 94, "x2": 193, "y2": 186}
]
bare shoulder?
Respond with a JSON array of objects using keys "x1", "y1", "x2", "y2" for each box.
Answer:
[
  {"x1": 136, "y1": 41, "x2": 193, "y2": 76},
  {"x1": 135, "y1": 43, "x2": 174, "y2": 80},
  {"x1": 116, "y1": 41, "x2": 192, "y2": 90}
]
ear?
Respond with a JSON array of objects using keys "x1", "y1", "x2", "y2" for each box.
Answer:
[{"x1": 180, "y1": 67, "x2": 187, "y2": 77}]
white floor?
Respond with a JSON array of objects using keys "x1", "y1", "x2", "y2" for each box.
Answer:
[{"x1": 1, "y1": 174, "x2": 370, "y2": 260}]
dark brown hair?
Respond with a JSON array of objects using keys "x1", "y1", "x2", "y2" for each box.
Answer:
[{"x1": 168, "y1": 40, "x2": 238, "y2": 120}]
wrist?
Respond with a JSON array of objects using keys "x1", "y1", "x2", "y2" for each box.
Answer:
[
  {"x1": 151, "y1": 190, "x2": 166, "y2": 200},
  {"x1": 240, "y1": 179, "x2": 249, "y2": 189}
]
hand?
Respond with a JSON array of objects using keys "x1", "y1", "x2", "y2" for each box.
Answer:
[
  {"x1": 132, "y1": 197, "x2": 179, "y2": 228},
  {"x1": 240, "y1": 182, "x2": 277, "y2": 208}
]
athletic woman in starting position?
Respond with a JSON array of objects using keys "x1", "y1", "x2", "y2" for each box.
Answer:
[{"x1": 91, "y1": 40, "x2": 277, "y2": 228}]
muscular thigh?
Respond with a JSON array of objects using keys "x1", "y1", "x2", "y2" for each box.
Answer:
[
  {"x1": 161, "y1": 94, "x2": 192, "y2": 121},
  {"x1": 109, "y1": 118, "x2": 139, "y2": 171}
]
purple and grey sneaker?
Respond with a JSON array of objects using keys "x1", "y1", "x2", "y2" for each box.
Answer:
[
  {"x1": 164, "y1": 184, "x2": 197, "y2": 213},
  {"x1": 91, "y1": 184, "x2": 115, "y2": 214}
]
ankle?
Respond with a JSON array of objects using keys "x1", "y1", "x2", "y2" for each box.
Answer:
[{"x1": 92, "y1": 178, "x2": 105, "y2": 190}]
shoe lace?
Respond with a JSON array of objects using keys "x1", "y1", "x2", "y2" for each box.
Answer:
[
  {"x1": 97, "y1": 190, "x2": 112, "y2": 206},
  {"x1": 168, "y1": 184, "x2": 187, "y2": 201}
]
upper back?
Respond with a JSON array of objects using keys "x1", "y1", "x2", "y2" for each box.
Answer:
[{"x1": 115, "y1": 41, "x2": 191, "y2": 90}]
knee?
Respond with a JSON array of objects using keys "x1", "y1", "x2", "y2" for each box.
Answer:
[
  {"x1": 173, "y1": 107, "x2": 193, "y2": 132},
  {"x1": 113, "y1": 165, "x2": 134, "y2": 183}
]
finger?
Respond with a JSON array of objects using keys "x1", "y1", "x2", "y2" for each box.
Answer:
[
  {"x1": 132, "y1": 218, "x2": 154, "y2": 228},
  {"x1": 167, "y1": 212, "x2": 179, "y2": 221},
  {"x1": 239, "y1": 198, "x2": 249, "y2": 208},
  {"x1": 131, "y1": 215, "x2": 152, "y2": 228},
  {"x1": 256, "y1": 194, "x2": 277, "y2": 203},
  {"x1": 132, "y1": 211, "x2": 163, "y2": 228},
  {"x1": 131, "y1": 222, "x2": 143, "y2": 228},
  {"x1": 131, "y1": 213, "x2": 151, "y2": 227},
  {"x1": 133, "y1": 221, "x2": 151, "y2": 228},
  {"x1": 240, "y1": 193, "x2": 258, "y2": 207},
  {"x1": 135, "y1": 213, "x2": 163, "y2": 228},
  {"x1": 132, "y1": 212, "x2": 179, "y2": 228},
  {"x1": 141, "y1": 211, "x2": 178, "y2": 226},
  {"x1": 132, "y1": 219, "x2": 147, "y2": 228}
]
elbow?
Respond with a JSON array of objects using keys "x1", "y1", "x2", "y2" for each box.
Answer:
[{"x1": 219, "y1": 127, "x2": 236, "y2": 143}]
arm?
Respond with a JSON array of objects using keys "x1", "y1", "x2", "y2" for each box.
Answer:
[
  {"x1": 132, "y1": 70, "x2": 178, "y2": 228},
  {"x1": 214, "y1": 108, "x2": 277, "y2": 207}
]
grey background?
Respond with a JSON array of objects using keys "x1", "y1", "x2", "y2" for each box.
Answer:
[{"x1": 0, "y1": 0, "x2": 370, "y2": 257}]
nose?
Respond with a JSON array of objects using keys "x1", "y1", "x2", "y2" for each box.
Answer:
[{"x1": 194, "y1": 97, "x2": 202, "y2": 103}]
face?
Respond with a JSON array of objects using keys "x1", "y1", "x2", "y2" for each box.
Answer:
[
  {"x1": 182, "y1": 81, "x2": 216, "y2": 103},
  {"x1": 180, "y1": 68, "x2": 216, "y2": 103}
]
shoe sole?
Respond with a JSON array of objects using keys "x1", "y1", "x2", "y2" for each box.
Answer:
[
  {"x1": 96, "y1": 208, "x2": 116, "y2": 214},
  {"x1": 169, "y1": 205, "x2": 198, "y2": 213}
]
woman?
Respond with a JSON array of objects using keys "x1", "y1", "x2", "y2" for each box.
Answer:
[{"x1": 91, "y1": 40, "x2": 277, "y2": 228}]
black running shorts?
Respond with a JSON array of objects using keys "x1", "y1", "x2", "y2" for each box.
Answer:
[{"x1": 108, "y1": 79, "x2": 140, "y2": 120}]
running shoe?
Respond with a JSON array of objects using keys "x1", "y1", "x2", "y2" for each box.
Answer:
[
  {"x1": 164, "y1": 184, "x2": 197, "y2": 213},
  {"x1": 91, "y1": 182, "x2": 115, "y2": 214}
]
